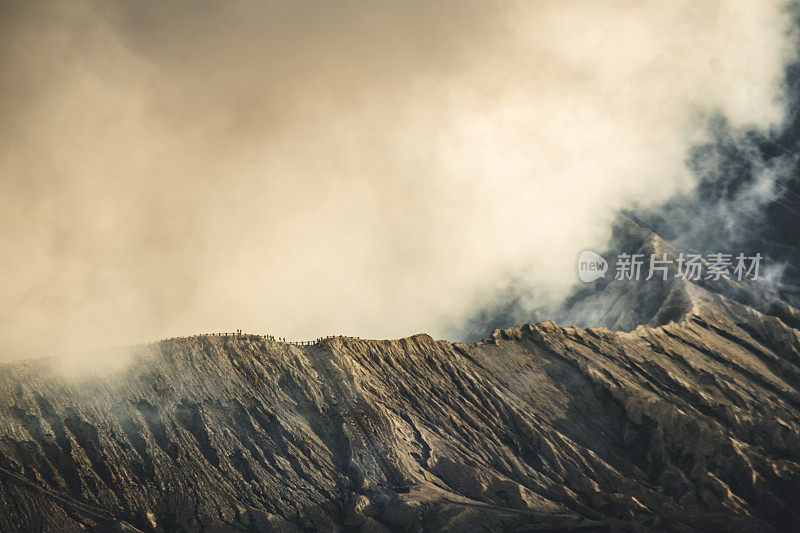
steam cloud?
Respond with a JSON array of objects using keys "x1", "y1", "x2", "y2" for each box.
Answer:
[{"x1": 0, "y1": 1, "x2": 796, "y2": 356}]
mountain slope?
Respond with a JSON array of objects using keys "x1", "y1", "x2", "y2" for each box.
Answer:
[{"x1": 0, "y1": 284, "x2": 799, "y2": 532}]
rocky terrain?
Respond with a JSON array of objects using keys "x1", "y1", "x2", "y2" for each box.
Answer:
[{"x1": 0, "y1": 240, "x2": 799, "y2": 533}]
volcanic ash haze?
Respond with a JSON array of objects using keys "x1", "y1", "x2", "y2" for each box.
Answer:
[{"x1": 0, "y1": 1, "x2": 797, "y2": 356}]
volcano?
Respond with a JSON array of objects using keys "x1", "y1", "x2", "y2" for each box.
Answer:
[{"x1": 0, "y1": 226, "x2": 799, "y2": 532}]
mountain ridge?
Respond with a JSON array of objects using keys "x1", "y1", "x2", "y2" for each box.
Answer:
[{"x1": 0, "y1": 276, "x2": 799, "y2": 531}]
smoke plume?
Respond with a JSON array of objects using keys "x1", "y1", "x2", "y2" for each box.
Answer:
[{"x1": 0, "y1": 1, "x2": 796, "y2": 355}]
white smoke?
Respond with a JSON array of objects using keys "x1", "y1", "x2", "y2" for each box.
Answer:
[{"x1": 0, "y1": 0, "x2": 796, "y2": 355}]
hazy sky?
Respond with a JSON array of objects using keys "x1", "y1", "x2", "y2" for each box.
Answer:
[{"x1": 0, "y1": 1, "x2": 796, "y2": 356}]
